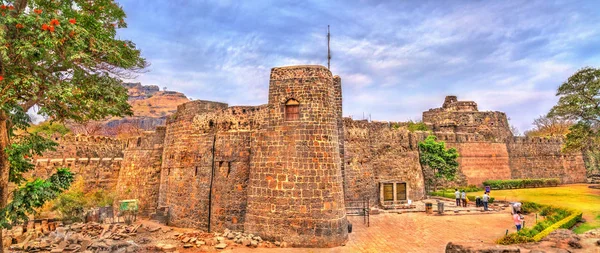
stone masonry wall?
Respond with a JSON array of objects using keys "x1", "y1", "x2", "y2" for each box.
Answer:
[
  {"x1": 507, "y1": 137, "x2": 587, "y2": 183},
  {"x1": 245, "y1": 66, "x2": 348, "y2": 247},
  {"x1": 210, "y1": 131, "x2": 252, "y2": 232},
  {"x1": 39, "y1": 134, "x2": 124, "y2": 158},
  {"x1": 33, "y1": 158, "x2": 122, "y2": 192},
  {"x1": 115, "y1": 127, "x2": 166, "y2": 216},
  {"x1": 423, "y1": 96, "x2": 512, "y2": 141},
  {"x1": 343, "y1": 119, "x2": 425, "y2": 203},
  {"x1": 31, "y1": 135, "x2": 124, "y2": 192},
  {"x1": 159, "y1": 100, "x2": 228, "y2": 230}
]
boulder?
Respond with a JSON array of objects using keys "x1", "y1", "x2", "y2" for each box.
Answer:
[
  {"x1": 215, "y1": 243, "x2": 227, "y2": 249},
  {"x1": 445, "y1": 242, "x2": 520, "y2": 253}
]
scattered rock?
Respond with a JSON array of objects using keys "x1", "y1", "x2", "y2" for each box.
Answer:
[
  {"x1": 148, "y1": 227, "x2": 161, "y2": 233},
  {"x1": 183, "y1": 243, "x2": 193, "y2": 248},
  {"x1": 215, "y1": 243, "x2": 228, "y2": 249},
  {"x1": 275, "y1": 241, "x2": 281, "y2": 247},
  {"x1": 162, "y1": 243, "x2": 177, "y2": 252},
  {"x1": 250, "y1": 240, "x2": 258, "y2": 247},
  {"x1": 568, "y1": 239, "x2": 582, "y2": 249},
  {"x1": 242, "y1": 239, "x2": 251, "y2": 246},
  {"x1": 596, "y1": 239, "x2": 600, "y2": 246}
]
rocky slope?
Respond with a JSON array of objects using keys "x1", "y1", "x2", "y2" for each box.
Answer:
[{"x1": 104, "y1": 83, "x2": 190, "y2": 131}]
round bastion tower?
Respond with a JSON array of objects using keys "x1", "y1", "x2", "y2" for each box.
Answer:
[{"x1": 245, "y1": 65, "x2": 348, "y2": 247}]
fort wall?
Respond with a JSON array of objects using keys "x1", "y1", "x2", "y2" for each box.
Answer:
[
  {"x1": 423, "y1": 96, "x2": 511, "y2": 141},
  {"x1": 342, "y1": 119, "x2": 425, "y2": 203},
  {"x1": 31, "y1": 135, "x2": 124, "y2": 191},
  {"x1": 33, "y1": 157, "x2": 122, "y2": 192},
  {"x1": 245, "y1": 66, "x2": 348, "y2": 247},
  {"x1": 507, "y1": 137, "x2": 586, "y2": 183},
  {"x1": 158, "y1": 100, "x2": 228, "y2": 229},
  {"x1": 115, "y1": 127, "x2": 166, "y2": 216}
]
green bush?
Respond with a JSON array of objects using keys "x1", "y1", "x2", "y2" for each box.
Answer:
[
  {"x1": 50, "y1": 177, "x2": 116, "y2": 222},
  {"x1": 497, "y1": 201, "x2": 581, "y2": 244},
  {"x1": 483, "y1": 178, "x2": 560, "y2": 190},
  {"x1": 497, "y1": 233, "x2": 534, "y2": 245},
  {"x1": 407, "y1": 121, "x2": 429, "y2": 132},
  {"x1": 52, "y1": 179, "x2": 86, "y2": 222},
  {"x1": 521, "y1": 201, "x2": 543, "y2": 214},
  {"x1": 532, "y1": 211, "x2": 582, "y2": 241}
]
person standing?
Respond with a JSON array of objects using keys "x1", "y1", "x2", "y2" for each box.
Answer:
[
  {"x1": 513, "y1": 211, "x2": 524, "y2": 231},
  {"x1": 512, "y1": 202, "x2": 522, "y2": 215},
  {"x1": 482, "y1": 192, "x2": 490, "y2": 211},
  {"x1": 454, "y1": 189, "x2": 460, "y2": 206},
  {"x1": 461, "y1": 190, "x2": 467, "y2": 207}
]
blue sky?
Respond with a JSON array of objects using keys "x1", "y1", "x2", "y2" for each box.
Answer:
[{"x1": 117, "y1": 0, "x2": 600, "y2": 133}]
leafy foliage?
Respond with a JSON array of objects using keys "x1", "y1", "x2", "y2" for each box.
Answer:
[
  {"x1": 497, "y1": 202, "x2": 580, "y2": 244},
  {"x1": 28, "y1": 121, "x2": 70, "y2": 136},
  {"x1": 418, "y1": 135, "x2": 459, "y2": 191},
  {"x1": 0, "y1": 0, "x2": 145, "y2": 231},
  {"x1": 50, "y1": 176, "x2": 115, "y2": 222},
  {"x1": 547, "y1": 67, "x2": 600, "y2": 174},
  {"x1": 524, "y1": 115, "x2": 574, "y2": 137},
  {"x1": 0, "y1": 168, "x2": 73, "y2": 228},
  {"x1": 0, "y1": 0, "x2": 144, "y2": 121},
  {"x1": 391, "y1": 121, "x2": 430, "y2": 132},
  {"x1": 406, "y1": 121, "x2": 429, "y2": 132}
]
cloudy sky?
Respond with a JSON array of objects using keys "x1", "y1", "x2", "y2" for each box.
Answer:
[{"x1": 117, "y1": 0, "x2": 600, "y2": 133}]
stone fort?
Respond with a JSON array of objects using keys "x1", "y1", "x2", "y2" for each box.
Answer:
[{"x1": 32, "y1": 65, "x2": 587, "y2": 247}]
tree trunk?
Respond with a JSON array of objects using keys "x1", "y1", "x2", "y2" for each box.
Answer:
[{"x1": 0, "y1": 112, "x2": 9, "y2": 253}]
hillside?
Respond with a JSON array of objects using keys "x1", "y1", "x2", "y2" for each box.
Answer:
[{"x1": 104, "y1": 83, "x2": 190, "y2": 131}]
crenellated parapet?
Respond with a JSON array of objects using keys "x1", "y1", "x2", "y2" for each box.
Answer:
[
  {"x1": 192, "y1": 105, "x2": 268, "y2": 133},
  {"x1": 423, "y1": 96, "x2": 512, "y2": 140}
]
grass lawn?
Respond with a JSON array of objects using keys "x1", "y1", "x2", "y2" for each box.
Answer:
[{"x1": 466, "y1": 184, "x2": 600, "y2": 234}]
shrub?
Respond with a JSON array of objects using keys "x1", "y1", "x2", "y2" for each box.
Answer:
[
  {"x1": 49, "y1": 177, "x2": 116, "y2": 222},
  {"x1": 532, "y1": 211, "x2": 582, "y2": 241},
  {"x1": 407, "y1": 121, "x2": 429, "y2": 132},
  {"x1": 497, "y1": 201, "x2": 581, "y2": 244},
  {"x1": 483, "y1": 178, "x2": 560, "y2": 190},
  {"x1": 85, "y1": 189, "x2": 115, "y2": 208},
  {"x1": 52, "y1": 177, "x2": 86, "y2": 222},
  {"x1": 539, "y1": 206, "x2": 553, "y2": 217},
  {"x1": 521, "y1": 201, "x2": 543, "y2": 214},
  {"x1": 497, "y1": 233, "x2": 534, "y2": 245}
]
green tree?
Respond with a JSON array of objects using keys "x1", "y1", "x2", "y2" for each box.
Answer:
[
  {"x1": 418, "y1": 135, "x2": 459, "y2": 192},
  {"x1": 524, "y1": 115, "x2": 573, "y2": 138},
  {"x1": 548, "y1": 67, "x2": 600, "y2": 174},
  {"x1": 407, "y1": 121, "x2": 429, "y2": 132},
  {"x1": 0, "y1": 0, "x2": 144, "y2": 249},
  {"x1": 28, "y1": 121, "x2": 71, "y2": 136}
]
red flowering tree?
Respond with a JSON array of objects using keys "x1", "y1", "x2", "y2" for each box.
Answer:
[{"x1": 0, "y1": 0, "x2": 145, "y2": 249}]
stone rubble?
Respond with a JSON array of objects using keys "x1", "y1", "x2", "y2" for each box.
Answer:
[{"x1": 2, "y1": 220, "x2": 291, "y2": 252}]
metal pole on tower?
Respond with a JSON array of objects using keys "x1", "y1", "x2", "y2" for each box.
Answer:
[{"x1": 327, "y1": 25, "x2": 331, "y2": 70}]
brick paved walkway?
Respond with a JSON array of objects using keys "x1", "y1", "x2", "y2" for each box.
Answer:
[{"x1": 228, "y1": 209, "x2": 516, "y2": 253}]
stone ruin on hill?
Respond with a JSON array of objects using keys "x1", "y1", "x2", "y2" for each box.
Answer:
[{"x1": 30, "y1": 65, "x2": 587, "y2": 247}]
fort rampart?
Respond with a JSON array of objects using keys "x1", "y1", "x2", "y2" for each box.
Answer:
[{"x1": 29, "y1": 71, "x2": 588, "y2": 248}]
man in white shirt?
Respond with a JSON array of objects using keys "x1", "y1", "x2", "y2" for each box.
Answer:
[
  {"x1": 454, "y1": 189, "x2": 460, "y2": 206},
  {"x1": 482, "y1": 192, "x2": 490, "y2": 211}
]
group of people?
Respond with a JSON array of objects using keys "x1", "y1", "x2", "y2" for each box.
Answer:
[
  {"x1": 452, "y1": 189, "x2": 524, "y2": 232},
  {"x1": 453, "y1": 189, "x2": 491, "y2": 210},
  {"x1": 453, "y1": 189, "x2": 468, "y2": 207}
]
